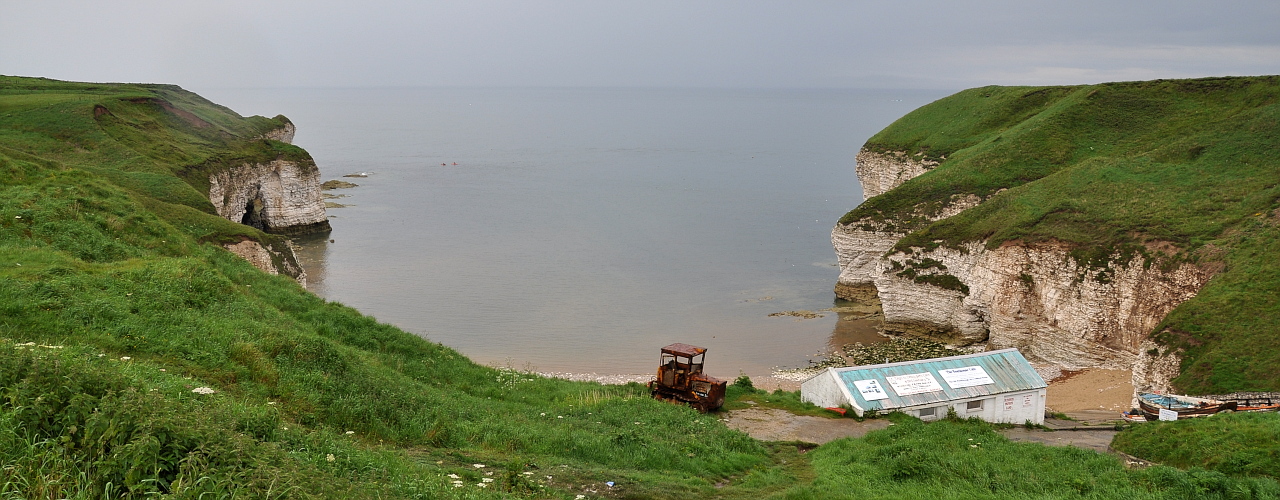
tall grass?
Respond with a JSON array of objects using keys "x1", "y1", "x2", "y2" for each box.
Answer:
[
  {"x1": 1113, "y1": 412, "x2": 1280, "y2": 479},
  {"x1": 780, "y1": 413, "x2": 1279, "y2": 499}
]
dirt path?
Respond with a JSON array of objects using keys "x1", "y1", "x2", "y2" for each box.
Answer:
[
  {"x1": 723, "y1": 407, "x2": 891, "y2": 444},
  {"x1": 999, "y1": 428, "x2": 1119, "y2": 453}
]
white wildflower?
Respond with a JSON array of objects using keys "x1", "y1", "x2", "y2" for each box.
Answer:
[
  {"x1": 481, "y1": 478, "x2": 494, "y2": 483},
  {"x1": 120, "y1": 356, "x2": 131, "y2": 361},
  {"x1": 345, "y1": 430, "x2": 354, "y2": 435},
  {"x1": 521, "y1": 472, "x2": 534, "y2": 476},
  {"x1": 576, "y1": 495, "x2": 586, "y2": 500},
  {"x1": 267, "y1": 401, "x2": 276, "y2": 405},
  {"x1": 453, "y1": 483, "x2": 463, "y2": 488},
  {"x1": 476, "y1": 483, "x2": 488, "y2": 488},
  {"x1": 326, "y1": 454, "x2": 336, "y2": 462},
  {"x1": 484, "y1": 471, "x2": 492, "y2": 476},
  {"x1": 448, "y1": 474, "x2": 459, "y2": 479},
  {"x1": 472, "y1": 463, "x2": 486, "y2": 468},
  {"x1": 191, "y1": 387, "x2": 215, "y2": 395},
  {"x1": 557, "y1": 415, "x2": 563, "y2": 419}
]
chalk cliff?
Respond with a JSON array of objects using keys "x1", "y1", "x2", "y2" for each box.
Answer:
[
  {"x1": 223, "y1": 238, "x2": 307, "y2": 287},
  {"x1": 208, "y1": 158, "x2": 330, "y2": 236},
  {"x1": 833, "y1": 148, "x2": 1215, "y2": 392},
  {"x1": 204, "y1": 121, "x2": 326, "y2": 280},
  {"x1": 853, "y1": 149, "x2": 938, "y2": 200},
  {"x1": 260, "y1": 120, "x2": 296, "y2": 144}
]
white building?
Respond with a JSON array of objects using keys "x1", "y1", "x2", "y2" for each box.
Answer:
[{"x1": 801, "y1": 348, "x2": 1047, "y2": 425}]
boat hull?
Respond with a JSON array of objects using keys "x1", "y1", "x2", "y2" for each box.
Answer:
[{"x1": 1138, "y1": 393, "x2": 1237, "y2": 420}]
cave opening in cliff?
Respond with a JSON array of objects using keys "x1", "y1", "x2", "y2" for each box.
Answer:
[{"x1": 241, "y1": 197, "x2": 268, "y2": 231}]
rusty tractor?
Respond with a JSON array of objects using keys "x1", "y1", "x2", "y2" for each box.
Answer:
[{"x1": 648, "y1": 343, "x2": 727, "y2": 412}]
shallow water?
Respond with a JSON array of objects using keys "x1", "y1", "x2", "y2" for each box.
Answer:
[{"x1": 201, "y1": 86, "x2": 951, "y2": 377}]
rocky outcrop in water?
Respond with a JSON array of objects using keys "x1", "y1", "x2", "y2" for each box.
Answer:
[{"x1": 833, "y1": 149, "x2": 1215, "y2": 392}]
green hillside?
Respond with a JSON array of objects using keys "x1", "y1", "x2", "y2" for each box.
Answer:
[
  {"x1": 2, "y1": 75, "x2": 1277, "y2": 498},
  {"x1": 840, "y1": 76, "x2": 1280, "y2": 394}
]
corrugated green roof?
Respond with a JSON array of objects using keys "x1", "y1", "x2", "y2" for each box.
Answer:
[{"x1": 829, "y1": 348, "x2": 1046, "y2": 411}]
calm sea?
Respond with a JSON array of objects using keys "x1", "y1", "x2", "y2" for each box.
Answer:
[{"x1": 198, "y1": 86, "x2": 950, "y2": 377}]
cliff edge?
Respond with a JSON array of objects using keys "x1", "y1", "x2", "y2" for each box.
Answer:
[
  {"x1": 1, "y1": 76, "x2": 328, "y2": 282},
  {"x1": 833, "y1": 76, "x2": 1280, "y2": 394}
]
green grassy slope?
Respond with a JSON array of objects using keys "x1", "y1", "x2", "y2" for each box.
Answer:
[
  {"x1": 1113, "y1": 411, "x2": 1280, "y2": 479},
  {"x1": 3, "y1": 75, "x2": 1277, "y2": 498},
  {"x1": 840, "y1": 76, "x2": 1280, "y2": 394},
  {"x1": 0, "y1": 76, "x2": 776, "y2": 498}
]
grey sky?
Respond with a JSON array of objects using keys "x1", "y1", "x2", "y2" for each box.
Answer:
[{"x1": 2, "y1": 1, "x2": 1278, "y2": 91}]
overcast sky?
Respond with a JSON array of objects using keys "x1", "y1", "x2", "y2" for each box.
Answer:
[{"x1": 2, "y1": 1, "x2": 1278, "y2": 91}]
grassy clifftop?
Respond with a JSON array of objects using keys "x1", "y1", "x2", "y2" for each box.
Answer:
[{"x1": 840, "y1": 76, "x2": 1280, "y2": 394}]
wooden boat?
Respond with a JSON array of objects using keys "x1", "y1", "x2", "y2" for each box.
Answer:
[
  {"x1": 1138, "y1": 392, "x2": 1237, "y2": 420},
  {"x1": 1239, "y1": 404, "x2": 1280, "y2": 412},
  {"x1": 1199, "y1": 393, "x2": 1280, "y2": 413}
]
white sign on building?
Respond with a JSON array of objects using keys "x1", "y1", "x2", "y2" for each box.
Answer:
[
  {"x1": 885, "y1": 372, "x2": 944, "y2": 396},
  {"x1": 852, "y1": 379, "x2": 889, "y2": 401},
  {"x1": 939, "y1": 366, "x2": 994, "y2": 388}
]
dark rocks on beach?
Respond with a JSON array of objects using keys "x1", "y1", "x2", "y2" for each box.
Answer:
[{"x1": 321, "y1": 180, "x2": 358, "y2": 190}]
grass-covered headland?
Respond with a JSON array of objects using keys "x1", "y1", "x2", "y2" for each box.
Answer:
[
  {"x1": 2, "y1": 75, "x2": 1278, "y2": 498},
  {"x1": 841, "y1": 76, "x2": 1280, "y2": 394}
]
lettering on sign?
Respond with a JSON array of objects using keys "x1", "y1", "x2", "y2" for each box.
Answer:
[
  {"x1": 852, "y1": 379, "x2": 889, "y2": 401},
  {"x1": 885, "y1": 373, "x2": 944, "y2": 396},
  {"x1": 1004, "y1": 396, "x2": 1015, "y2": 411},
  {"x1": 1158, "y1": 409, "x2": 1178, "y2": 421},
  {"x1": 1023, "y1": 394, "x2": 1033, "y2": 407},
  {"x1": 939, "y1": 366, "x2": 995, "y2": 388}
]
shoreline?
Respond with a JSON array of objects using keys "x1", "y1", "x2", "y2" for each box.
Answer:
[{"x1": 536, "y1": 364, "x2": 1136, "y2": 414}]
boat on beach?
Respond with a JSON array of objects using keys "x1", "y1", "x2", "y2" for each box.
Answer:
[{"x1": 1138, "y1": 392, "x2": 1237, "y2": 420}]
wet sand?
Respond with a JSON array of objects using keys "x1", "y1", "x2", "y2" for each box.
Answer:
[{"x1": 1044, "y1": 368, "x2": 1133, "y2": 414}]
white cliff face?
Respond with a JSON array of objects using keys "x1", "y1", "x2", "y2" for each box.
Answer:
[
  {"x1": 834, "y1": 150, "x2": 971, "y2": 302},
  {"x1": 208, "y1": 159, "x2": 328, "y2": 234},
  {"x1": 873, "y1": 242, "x2": 1214, "y2": 371},
  {"x1": 831, "y1": 224, "x2": 903, "y2": 302},
  {"x1": 854, "y1": 149, "x2": 938, "y2": 200},
  {"x1": 222, "y1": 239, "x2": 307, "y2": 286},
  {"x1": 1133, "y1": 340, "x2": 1183, "y2": 397},
  {"x1": 260, "y1": 122, "x2": 296, "y2": 144},
  {"x1": 833, "y1": 148, "x2": 1216, "y2": 389}
]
